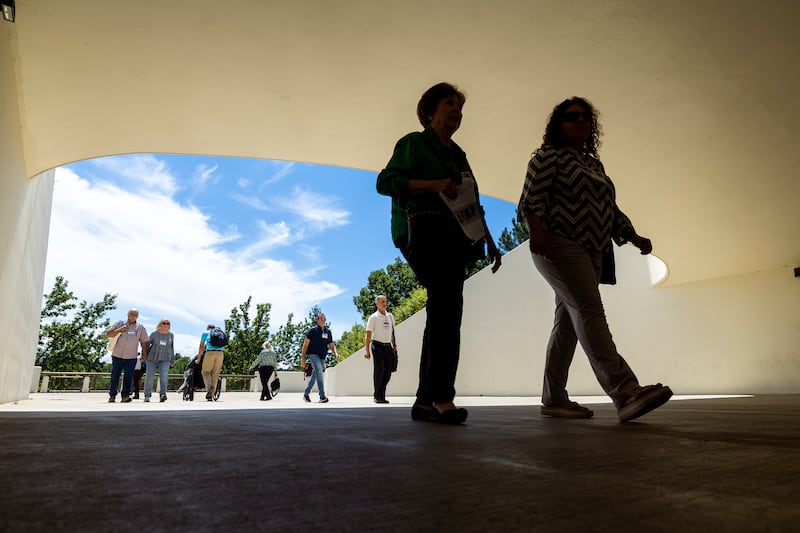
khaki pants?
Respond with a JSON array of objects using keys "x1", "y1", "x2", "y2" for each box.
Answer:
[
  {"x1": 532, "y1": 233, "x2": 639, "y2": 409},
  {"x1": 201, "y1": 350, "x2": 224, "y2": 393}
]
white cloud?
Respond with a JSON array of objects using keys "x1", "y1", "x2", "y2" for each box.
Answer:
[
  {"x1": 92, "y1": 154, "x2": 181, "y2": 197},
  {"x1": 273, "y1": 186, "x2": 351, "y2": 230},
  {"x1": 192, "y1": 164, "x2": 219, "y2": 188},
  {"x1": 230, "y1": 193, "x2": 270, "y2": 211},
  {"x1": 259, "y1": 161, "x2": 296, "y2": 189},
  {"x1": 235, "y1": 220, "x2": 294, "y2": 261},
  {"x1": 45, "y1": 166, "x2": 344, "y2": 357}
]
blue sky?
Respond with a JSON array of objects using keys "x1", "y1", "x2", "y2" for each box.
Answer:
[{"x1": 45, "y1": 154, "x2": 517, "y2": 357}]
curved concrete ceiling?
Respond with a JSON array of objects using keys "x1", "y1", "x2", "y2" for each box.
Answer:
[{"x1": 7, "y1": 0, "x2": 800, "y2": 285}]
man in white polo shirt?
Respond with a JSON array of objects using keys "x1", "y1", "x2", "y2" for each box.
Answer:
[{"x1": 364, "y1": 295, "x2": 397, "y2": 404}]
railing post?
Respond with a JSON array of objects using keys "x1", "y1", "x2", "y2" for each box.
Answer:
[
  {"x1": 250, "y1": 373, "x2": 258, "y2": 392},
  {"x1": 82, "y1": 376, "x2": 91, "y2": 393},
  {"x1": 221, "y1": 377, "x2": 227, "y2": 393},
  {"x1": 40, "y1": 375, "x2": 49, "y2": 392}
]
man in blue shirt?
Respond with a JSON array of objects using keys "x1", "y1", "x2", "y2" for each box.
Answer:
[
  {"x1": 300, "y1": 313, "x2": 339, "y2": 403},
  {"x1": 196, "y1": 324, "x2": 225, "y2": 401}
]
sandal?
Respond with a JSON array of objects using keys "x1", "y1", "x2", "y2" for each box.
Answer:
[
  {"x1": 541, "y1": 401, "x2": 594, "y2": 419},
  {"x1": 618, "y1": 384, "x2": 673, "y2": 422}
]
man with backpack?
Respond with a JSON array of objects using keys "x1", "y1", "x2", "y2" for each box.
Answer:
[{"x1": 196, "y1": 324, "x2": 227, "y2": 401}]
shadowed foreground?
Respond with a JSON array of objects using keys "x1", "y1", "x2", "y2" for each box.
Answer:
[{"x1": 1, "y1": 395, "x2": 798, "y2": 532}]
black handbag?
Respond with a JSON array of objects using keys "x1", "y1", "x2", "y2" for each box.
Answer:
[
  {"x1": 390, "y1": 350, "x2": 398, "y2": 373},
  {"x1": 270, "y1": 377, "x2": 281, "y2": 394}
]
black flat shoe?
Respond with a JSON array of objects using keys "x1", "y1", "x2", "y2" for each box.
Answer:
[
  {"x1": 411, "y1": 403, "x2": 431, "y2": 421},
  {"x1": 429, "y1": 407, "x2": 468, "y2": 425}
]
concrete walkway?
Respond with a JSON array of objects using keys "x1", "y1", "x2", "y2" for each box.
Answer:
[
  {"x1": 0, "y1": 391, "x2": 742, "y2": 411},
  {"x1": 1, "y1": 393, "x2": 798, "y2": 532}
]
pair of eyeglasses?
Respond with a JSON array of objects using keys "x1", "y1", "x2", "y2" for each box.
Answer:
[{"x1": 563, "y1": 111, "x2": 592, "y2": 122}]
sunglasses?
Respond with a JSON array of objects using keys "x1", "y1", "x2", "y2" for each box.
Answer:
[
  {"x1": 563, "y1": 111, "x2": 592, "y2": 122},
  {"x1": 160, "y1": 322, "x2": 170, "y2": 325}
]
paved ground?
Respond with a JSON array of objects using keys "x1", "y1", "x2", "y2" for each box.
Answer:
[
  {"x1": 1, "y1": 393, "x2": 798, "y2": 532},
  {"x1": 0, "y1": 391, "x2": 740, "y2": 412}
]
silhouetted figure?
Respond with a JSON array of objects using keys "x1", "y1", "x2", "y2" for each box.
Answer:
[
  {"x1": 377, "y1": 82, "x2": 502, "y2": 424},
  {"x1": 517, "y1": 96, "x2": 672, "y2": 422}
]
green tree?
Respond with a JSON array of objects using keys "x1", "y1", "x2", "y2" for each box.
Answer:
[
  {"x1": 353, "y1": 258, "x2": 422, "y2": 319},
  {"x1": 497, "y1": 216, "x2": 529, "y2": 253},
  {"x1": 337, "y1": 323, "x2": 367, "y2": 358},
  {"x1": 392, "y1": 287, "x2": 428, "y2": 323},
  {"x1": 37, "y1": 276, "x2": 117, "y2": 373},
  {"x1": 272, "y1": 306, "x2": 321, "y2": 370},
  {"x1": 338, "y1": 285, "x2": 428, "y2": 358},
  {"x1": 173, "y1": 355, "x2": 191, "y2": 374},
  {"x1": 221, "y1": 296, "x2": 272, "y2": 375}
]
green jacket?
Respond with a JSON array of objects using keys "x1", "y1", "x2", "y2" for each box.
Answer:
[{"x1": 376, "y1": 126, "x2": 475, "y2": 244}]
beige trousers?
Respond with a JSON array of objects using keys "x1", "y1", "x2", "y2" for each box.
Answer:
[{"x1": 201, "y1": 350, "x2": 224, "y2": 393}]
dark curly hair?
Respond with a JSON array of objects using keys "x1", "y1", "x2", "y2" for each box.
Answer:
[
  {"x1": 417, "y1": 82, "x2": 466, "y2": 127},
  {"x1": 542, "y1": 97, "x2": 603, "y2": 157}
]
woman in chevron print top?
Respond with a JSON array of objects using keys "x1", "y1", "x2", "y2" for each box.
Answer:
[{"x1": 517, "y1": 96, "x2": 672, "y2": 423}]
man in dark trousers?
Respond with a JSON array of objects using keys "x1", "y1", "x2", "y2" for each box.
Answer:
[{"x1": 364, "y1": 295, "x2": 397, "y2": 404}]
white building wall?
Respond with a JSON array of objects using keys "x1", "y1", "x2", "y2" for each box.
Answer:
[
  {"x1": 330, "y1": 243, "x2": 800, "y2": 397},
  {"x1": 1, "y1": 25, "x2": 55, "y2": 403}
]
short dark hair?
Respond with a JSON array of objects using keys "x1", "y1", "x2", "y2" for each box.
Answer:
[
  {"x1": 416, "y1": 82, "x2": 466, "y2": 127},
  {"x1": 542, "y1": 97, "x2": 603, "y2": 157},
  {"x1": 207, "y1": 324, "x2": 216, "y2": 330}
]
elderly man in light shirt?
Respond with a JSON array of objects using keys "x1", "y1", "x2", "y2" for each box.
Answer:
[
  {"x1": 106, "y1": 308, "x2": 149, "y2": 403},
  {"x1": 364, "y1": 295, "x2": 397, "y2": 404}
]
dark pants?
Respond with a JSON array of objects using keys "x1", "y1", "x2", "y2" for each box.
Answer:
[
  {"x1": 133, "y1": 368, "x2": 145, "y2": 395},
  {"x1": 403, "y1": 212, "x2": 470, "y2": 405},
  {"x1": 258, "y1": 365, "x2": 275, "y2": 400},
  {"x1": 109, "y1": 356, "x2": 136, "y2": 398},
  {"x1": 371, "y1": 342, "x2": 394, "y2": 401}
]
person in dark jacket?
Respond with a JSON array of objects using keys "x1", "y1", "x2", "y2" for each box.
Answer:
[{"x1": 377, "y1": 82, "x2": 502, "y2": 424}]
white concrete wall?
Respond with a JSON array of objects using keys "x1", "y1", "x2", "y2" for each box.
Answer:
[
  {"x1": 330, "y1": 243, "x2": 800, "y2": 397},
  {"x1": 0, "y1": 24, "x2": 55, "y2": 403}
]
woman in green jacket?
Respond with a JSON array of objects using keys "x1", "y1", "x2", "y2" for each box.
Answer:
[{"x1": 377, "y1": 82, "x2": 501, "y2": 424}]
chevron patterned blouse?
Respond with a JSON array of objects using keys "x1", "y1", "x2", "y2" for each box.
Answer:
[{"x1": 517, "y1": 146, "x2": 636, "y2": 252}]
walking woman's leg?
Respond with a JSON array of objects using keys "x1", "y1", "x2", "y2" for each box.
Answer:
[
  {"x1": 540, "y1": 295, "x2": 579, "y2": 406},
  {"x1": 533, "y1": 235, "x2": 639, "y2": 407}
]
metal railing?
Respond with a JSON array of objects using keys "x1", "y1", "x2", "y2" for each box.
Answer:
[{"x1": 38, "y1": 371, "x2": 257, "y2": 393}]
